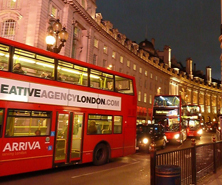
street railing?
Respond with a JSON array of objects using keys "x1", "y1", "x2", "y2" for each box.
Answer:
[{"x1": 150, "y1": 134, "x2": 222, "y2": 185}]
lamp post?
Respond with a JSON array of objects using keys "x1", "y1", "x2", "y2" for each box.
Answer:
[{"x1": 46, "y1": 19, "x2": 68, "y2": 54}]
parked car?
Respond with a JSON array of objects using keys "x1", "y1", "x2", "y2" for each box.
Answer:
[{"x1": 136, "y1": 124, "x2": 167, "y2": 151}]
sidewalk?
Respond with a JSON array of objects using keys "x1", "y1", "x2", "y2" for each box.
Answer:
[{"x1": 197, "y1": 167, "x2": 222, "y2": 185}]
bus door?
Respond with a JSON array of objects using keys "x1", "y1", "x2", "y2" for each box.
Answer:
[{"x1": 54, "y1": 111, "x2": 84, "y2": 164}]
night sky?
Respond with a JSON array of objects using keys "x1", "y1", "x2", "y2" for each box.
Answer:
[{"x1": 96, "y1": 0, "x2": 221, "y2": 80}]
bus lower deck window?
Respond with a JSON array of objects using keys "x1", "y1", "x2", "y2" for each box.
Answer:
[{"x1": 5, "y1": 109, "x2": 51, "y2": 137}]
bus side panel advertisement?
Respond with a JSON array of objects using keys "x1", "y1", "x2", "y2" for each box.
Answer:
[{"x1": 0, "y1": 77, "x2": 121, "y2": 111}]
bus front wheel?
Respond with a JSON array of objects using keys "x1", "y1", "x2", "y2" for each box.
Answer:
[{"x1": 93, "y1": 143, "x2": 109, "y2": 166}]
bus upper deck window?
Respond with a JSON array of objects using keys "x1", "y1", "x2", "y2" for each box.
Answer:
[
  {"x1": 13, "y1": 49, "x2": 54, "y2": 79},
  {"x1": 0, "y1": 44, "x2": 10, "y2": 71},
  {"x1": 115, "y1": 75, "x2": 134, "y2": 95},
  {"x1": 58, "y1": 60, "x2": 88, "y2": 86}
]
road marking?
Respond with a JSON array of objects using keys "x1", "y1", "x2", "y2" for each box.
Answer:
[{"x1": 71, "y1": 161, "x2": 140, "y2": 179}]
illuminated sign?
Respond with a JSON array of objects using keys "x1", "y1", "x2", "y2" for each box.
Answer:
[
  {"x1": 182, "y1": 115, "x2": 198, "y2": 119},
  {"x1": 155, "y1": 109, "x2": 178, "y2": 116},
  {"x1": 0, "y1": 77, "x2": 121, "y2": 111}
]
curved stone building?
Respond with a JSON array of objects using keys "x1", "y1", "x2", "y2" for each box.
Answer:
[{"x1": 0, "y1": 0, "x2": 221, "y2": 124}]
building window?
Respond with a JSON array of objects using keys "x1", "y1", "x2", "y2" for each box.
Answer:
[
  {"x1": 72, "y1": 26, "x2": 82, "y2": 58},
  {"x1": 144, "y1": 80, "x2": 147, "y2": 88},
  {"x1": 145, "y1": 70, "x2": 147, "y2": 76},
  {"x1": 138, "y1": 91, "x2": 141, "y2": 101},
  {"x1": 150, "y1": 72, "x2": 153, "y2": 78},
  {"x1": 50, "y1": 5, "x2": 59, "y2": 18},
  {"x1": 155, "y1": 76, "x2": 158, "y2": 81},
  {"x1": 187, "y1": 89, "x2": 191, "y2": 103},
  {"x1": 212, "y1": 96, "x2": 216, "y2": 107},
  {"x1": 3, "y1": 0, "x2": 19, "y2": 9},
  {"x1": 81, "y1": 0, "x2": 86, "y2": 9},
  {"x1": 94, "y1": 38, "x2": 98, "y2": 48},
  {"x1": 103, "y1": 59, "x2": 107, "y2": 68},
  {"x1": 120, "y1": 56, "x2": 123, "y2": 63},
  {"x1": 207, "y1": 106, "x2": 211, "y2": 113},
  {"x1": 149, "y1": 95, "x2": 152, "y2": 104},
  {"x1": 193, "y1": 91, "x2": 198, "y2": 104},
  {"x1": 212, "y1": 107, "x2": 217, "y2": 114},
  {"x1": 119, "y1": 68, "x2": 122, "y2": 73},
  {"x1": 199, "y1": 92, "x2": 204, "y2": 105},
  {"x1": 133, "y1": 64, "x2": 136, "y2": 71},
  {"x1": 112, "y1": 51, "x2": 116, "y2": 59},
  {"x1": 1, "y1": 19, "x2": 16, "y2": 40},
  {"x1": 144, "y1": 93, "x2": 147, "y2": 103},
  {"x1": 92, "y1": 54, "x2": 97, "y2": 65},
  {"x1": 127, "y1": 60, "x2": 130, "y2": 67},
  {"x1": 103, "y1": 46, "x2": 107, "y2": 54},
  {"x1": 206, "y1": 94, "x2": 210, "y2": 106},
  {"x1": 139, "y1": 68, "x2": 142, "y2": 73}
]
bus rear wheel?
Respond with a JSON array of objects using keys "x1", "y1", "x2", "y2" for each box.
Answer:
[{"x1": 93, "y1": 143, "x2": 109, "y2": 166}]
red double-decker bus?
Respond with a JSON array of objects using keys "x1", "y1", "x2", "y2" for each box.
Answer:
[
  {"x1": 0, "y1": 37, "x2": 137, "y2": 176},
  {"x1": 152, "y1": 95, "x2": 187, "y2": 144},
  {"x1": 181, "y1": 105, "x2": 203, "y2": 137}
]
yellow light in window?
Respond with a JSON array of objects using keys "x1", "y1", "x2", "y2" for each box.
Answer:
[
  {"x1": 90, "y1": 74, "x2": 100, "y2": 79},
  {"x1": 36, "y1": 62, "x2": 54, "y2": 68},
  {"x1": 13, "y1": 56, "x2": 35, "y2": 64},
  {"x1": 61, "y1": 67, "x2": 80, "y2": 74}
]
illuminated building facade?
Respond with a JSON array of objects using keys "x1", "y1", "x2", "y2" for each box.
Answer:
[{"x1": 0, "y1": 0, "x2": 221, "y2": 124}]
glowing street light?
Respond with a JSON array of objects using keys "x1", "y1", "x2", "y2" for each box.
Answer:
[{"x1": 46, "y1": 19, "x2": 68, "y2": 54}]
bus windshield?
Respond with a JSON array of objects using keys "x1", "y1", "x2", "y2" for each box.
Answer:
[
  {"x1": 154, "y1": 96, "x2": 180, "y2": 107},
  {"x1": 152, "y1": 118, "x2": 180, "y2": 132}
]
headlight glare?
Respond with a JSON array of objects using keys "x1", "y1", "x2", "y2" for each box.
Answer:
[
  {"x1": 174, "y1": 134, "x2": 180, "y2": 139},
  {"x1": 142, "y1": 138, "x2": 149, "y2": 144},
  {"x1": 197, "y1": 129, "x2": 203, "y2": 135}
]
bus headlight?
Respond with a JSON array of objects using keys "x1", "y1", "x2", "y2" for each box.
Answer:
[
  {"x1": 174, "y1": 134, "x2": 180, "y2": 139},
  {"x1": 142, "y1": 138, "x2": 149, "y2": 144},
  {"x1": 197, "y1": 129, "x2": 203, "y2": 135}
]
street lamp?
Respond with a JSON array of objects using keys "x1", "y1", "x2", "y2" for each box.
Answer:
[{"x1": 46, "y1": 19, "x2": 68, "y2": 54}]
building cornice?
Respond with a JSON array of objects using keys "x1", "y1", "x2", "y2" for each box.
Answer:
[{"x1": 63, "y1": 0, "x2": 222, "y2": 93}]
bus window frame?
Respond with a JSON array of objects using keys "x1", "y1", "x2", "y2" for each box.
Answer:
[
  {"x1": 87, "y1": 114, "x2": 113, "y2": 135},
  {"x1": 5, "y1": 109, "x2": 52, "y2": 137},
  {"x1": 0, "y1": 108, "x2": 4, "y2": 138}
]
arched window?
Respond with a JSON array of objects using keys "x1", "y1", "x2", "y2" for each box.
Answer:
[{"x1": 1, "y1": 19, "x2": 16, "y2": 40}]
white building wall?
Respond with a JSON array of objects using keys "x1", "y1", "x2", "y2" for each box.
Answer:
[{"x1": 0, "y1": 0, "x2": 220, "y2": 122}]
